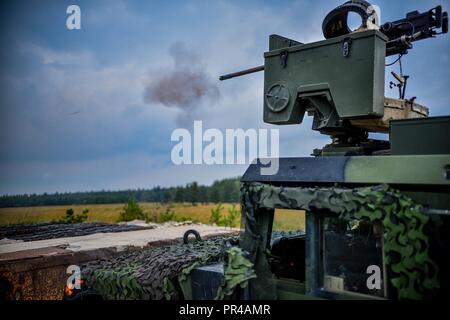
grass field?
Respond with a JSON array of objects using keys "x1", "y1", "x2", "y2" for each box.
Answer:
[{"x1": 0, "y1": 203, "x2": 305, "y2": 231}]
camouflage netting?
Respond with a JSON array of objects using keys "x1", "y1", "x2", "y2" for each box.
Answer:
[
  {"x1": 81, "y1": 237, "x2": 236, "y2": 300},
  {"x1": 241, "y1": 182, "x2": 439, "y2": 300},
  {"x1": 215, "y1": 247, "x2": 256, "y2": 300},
  {"x1": 0, "y1": 222, "x2": 153, "y2": 242}
]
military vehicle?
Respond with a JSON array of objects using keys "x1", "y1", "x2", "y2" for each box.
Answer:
[
  {"x1": 65, "y1": 0, "x2": 449, "y2": 300},
  {"x1": 220, "y1": 0, "x2": 450, "y2": 300}
]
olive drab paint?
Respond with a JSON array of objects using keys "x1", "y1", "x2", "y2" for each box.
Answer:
[
  {"x1": 263, "y1": 30, "x2": 386, "y2": 126},
  {"x1": 233, "y1": 1, "x2": 450, "y2": 300}
]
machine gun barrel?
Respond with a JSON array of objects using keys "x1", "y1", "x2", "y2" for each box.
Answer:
[
  {"x1": 382, "y1": 5, "x2": 448, "y2": 56},
  {"x1": 219, "y1": 65, "x2": 264, "y2": 81}
]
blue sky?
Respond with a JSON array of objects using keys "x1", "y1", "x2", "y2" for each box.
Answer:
[{"x1": 0, "y1": 0, "x2": 449, "y2": 194}]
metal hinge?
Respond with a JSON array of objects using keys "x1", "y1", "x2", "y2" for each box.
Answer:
[
  {"x1": 342, "y1": 38, "x2": 353, "y2": 57},
  {"x1": 280, "y1": 50, "x2": 289, "y2": 68}
]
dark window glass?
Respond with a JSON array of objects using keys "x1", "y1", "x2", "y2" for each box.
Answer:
[{"x1": 322, "y1": 217, "x2": 385, "y2": 298}]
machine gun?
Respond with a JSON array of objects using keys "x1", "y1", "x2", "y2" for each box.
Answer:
[
  {"x1": 381, "y1": 5, "x2": 448, "y2": 56},
  {"x1": 321, "y1": 1, "x2": 448, "y2": 56},
  {"x1": 219, "y1": 1, "x2": 448, "y2": 156},
  {"x1": 220, "y1": 2, "x2": 448, "y2": 79}
]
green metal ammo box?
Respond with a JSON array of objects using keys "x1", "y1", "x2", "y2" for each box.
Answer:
[{"x1": 263, "y1": 30, "x2": 388, "y2": 125}]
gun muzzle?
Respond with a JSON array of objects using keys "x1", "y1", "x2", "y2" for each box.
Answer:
[{"x1": 219, "y1": 65, "x2": 264, "y2": 81}]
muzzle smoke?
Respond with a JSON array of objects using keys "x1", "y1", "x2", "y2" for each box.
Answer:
[{"x1": 143, "y1": 42, "x2": 219, "y2": 124}]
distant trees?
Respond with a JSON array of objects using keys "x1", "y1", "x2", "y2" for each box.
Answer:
[
  {"x1": 188, "y1": 182, "x2": 199, "y2": 205},
  {"x1": 0, "y1": 177, "x2": 241, "y2": 208},
  {"x1": 174, "y1": 187, "x2": 184, "y2": 203},
  {"x1": 209, "y1": 188, "x2": 220, "y2": 203},
  {"x1": 162, "y1": 190, "x2": 173, "y2": 203}
]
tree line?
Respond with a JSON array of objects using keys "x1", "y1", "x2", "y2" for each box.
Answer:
[{"x1": 0, "y1": 177, "x2": 241, "y2": 208}]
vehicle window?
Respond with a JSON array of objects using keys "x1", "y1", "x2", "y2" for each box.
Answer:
[
  {"x1": 322, "y1": 217, "x2": 385, "y2": 298},
  {"x1": 270, "y1": 209, "x2": 306, "y2": 282}
]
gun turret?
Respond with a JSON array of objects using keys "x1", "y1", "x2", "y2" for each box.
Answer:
[
  {"x1": 219, "y1": 1, "x2": 447, "y2": 156},
  {"x1": 220, "y1": 2, "x2": 448, "y2": 82}
]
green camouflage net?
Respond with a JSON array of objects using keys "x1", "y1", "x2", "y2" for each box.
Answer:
[
  {"x1": 241, "y1": 182, "x2": 439, "y2": 300},
  {"x1": 82, "y1": 238, "x2": 229, "y2": 300},
  {"x1": 215, "y1": 247, "x2": 257, "y2": 300}
]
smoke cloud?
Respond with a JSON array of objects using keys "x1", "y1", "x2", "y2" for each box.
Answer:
[{"x1": 143, "y1": 42, "x2": 220, "y2": 123}]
